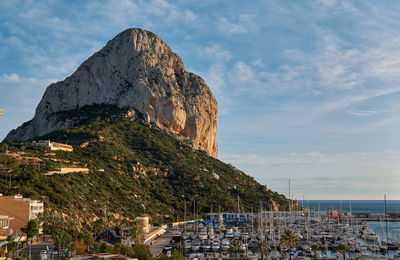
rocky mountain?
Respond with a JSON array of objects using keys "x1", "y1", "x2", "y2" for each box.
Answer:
[{"x1": 4, "y1": 28, "x2": 218, "y2": 157}]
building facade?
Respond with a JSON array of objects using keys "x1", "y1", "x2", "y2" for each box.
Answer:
[
  {"x1": 0, "y1": 215, "x2": 14, "y2": 240},
  {"x1": 34, "y1": 140, "x2": 73, "y2": 152},
  {"x1": 0, "y1": 194, "x2": 44, "y2": 238}
]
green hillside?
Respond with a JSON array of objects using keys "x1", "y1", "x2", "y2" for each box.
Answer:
[{"x1": 0, "y1": 104, "x2": 291, "y2": 227}]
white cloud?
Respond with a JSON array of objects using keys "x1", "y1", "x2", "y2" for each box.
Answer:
[
  {"x1": 202, "y1": 63, "x2": 226, "y2": 95},
  {"x1": 231, "y1": 62, "x2": 256, "y2": 83},
  {"x1": 221, "y1": 151, "x2": 400, "y2": 199},
  {"x1": 197, "y1": 44, "x2": 231, "y2": 62},
  {"x1": 0, "y1": 73, "x2": 20, "y2": 83},
  {"x1": 317, "y1": 0, "x2": 337, "y2": 7},
  {"x1": 218, "y1": 14, "x2": 257, "y2": 35},
  {"x1": 348, "y1": 109, "x2": 386, "y2": 117}
]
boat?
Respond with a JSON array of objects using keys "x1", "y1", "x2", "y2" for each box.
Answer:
[
  {"x1": 199, "y1": 231, "x2": 208, "y2": 240},
  {"x1": 221, "y1": 239, "x2": 230, "y2": 250},
  {"x1": 192, "y1": 240, "x2": 201, "y2": 251},
  {"x1": 184, "y1": 240, "x2": 192, "y2": 251},
  {"x1": 211, "y1": 241, "x2": 220, "y2": 251},
  {"x1": 201, "y1": 241, "x2": 211, "y2": 251}
]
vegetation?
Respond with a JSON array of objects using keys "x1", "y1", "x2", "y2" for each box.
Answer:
[
  {"x1": 280, "y1": 229, "x2": 300, "y2": 260},
  {"x1": 0, "y1": 104, "x2": 292, "y2": 227},
  {"x1": 337, "y1": 244, "x2": 350, "y2": 260},
  {"x1": 253, "y1": 240, "x2": 270, "y2": 260},
  {"x1": 228, "y1": 240, "x2": 243, "y2": 260},
  {"x1": 311, "y1": 244, "x2": 319, "y2": 260},
  {"x1": 129, "y1": 221, "x2": 144, "y2": 244}
]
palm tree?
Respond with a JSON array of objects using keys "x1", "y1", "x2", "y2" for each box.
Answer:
[
  {"x1": 21, "y1": 219, "x2": 39, "y2": 259},
  {"x1": 253, "y1": 240, "x2": 270, "y2": 260},
  {"x1": 129, "y1": 222, "x2": 143, "y2": 245},
  {"x1": 36, "y1": 212, "x2": 45, "y2": 241},
  {"x1": 336, "y1": 244, "x2": 350, "y2": 260},
  {"x1": 228, "y1": 240, "x2": 243, "y2": 260},
  {"x1": 280, "y1": 229, "x2": 300, "y2": 260},
  {"x1": 53, "y1": 229, "x2": 71, "y2": 260},
  {"x1": 311, "y1": 244, "x2": 319, "y2": 260}
]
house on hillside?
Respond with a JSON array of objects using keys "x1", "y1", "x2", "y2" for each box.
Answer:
[{"x1": 33, "y1": 140, "x2": 73, "y2": 152}]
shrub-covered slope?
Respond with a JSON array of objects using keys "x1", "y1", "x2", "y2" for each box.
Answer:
[{"x1": 0, "y1": 105, "x2": 290, "y2": 227}]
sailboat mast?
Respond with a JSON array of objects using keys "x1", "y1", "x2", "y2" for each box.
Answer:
[{"x1": 384, "y1": 194, "x2": 388, "y2": 242}]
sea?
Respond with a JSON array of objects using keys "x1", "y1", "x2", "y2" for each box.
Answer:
[
  {"x1": 302, "y1": 200, "x2": 400, "y2": 213},
  {"x1": 304, "y1": 200, "x2": 400, "y2": 242}
]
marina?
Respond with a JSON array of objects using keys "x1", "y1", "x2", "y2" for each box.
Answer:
[{"x1": 163, "y1": 209, "x2": 400, "y2": 260}]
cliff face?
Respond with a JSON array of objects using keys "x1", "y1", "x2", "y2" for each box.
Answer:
[{"x1": 4, "y1": 28, "x2": 218, "y2": 157}]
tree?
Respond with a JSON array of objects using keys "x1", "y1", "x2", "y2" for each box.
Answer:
[
  {"x1": 82, "y1": 231, "x2": 94, "y2": 250},
  {"x1": 253, "y1": 240, "x2": 270, "y2": 260},
  {"x1": 47, "y1": 213, "x2": 62, "y2": 236},
  {"x1": 73, "y1": 239, "x2": 86, "y2": 255},
  {"x1": 21, "y1": 219, "x2": 39, "y2": 259},
  {"x1": 93, "y1": 219, "x2": 106, "y2": 241},
  {"x1": 21, "y1": 219, "x2": 39, "y2": 241},
  {"x1": 337, "y1": 244, "x2": 350, "y2": 260},
  {"x1": 36, "y1": 212, "x2": 46, "y2": 240},
  {"x1": 129, "y1": 222, "x2": 143, "y2": 245},
  {"x1": 53, "y1": 229, "x2": 71, "y2": 260},
  {"x1": 311, "y1": 244, "x2": 319, "y2": 260},
  {"x1": 7, "y1": 239, "x2": 18, "y2": 258},
  {"x1": 170, "y1": 249, "x2": 185, "y2": 260},
  {"x1": 228, "y1": 240, "x2": 243, "y2": 260},
  {"x1": 280, "y1": 229, "x2": 300, "y2": 260},
  {"x1": 132, "y1": 244, "x2": 152, "y2": 260}
]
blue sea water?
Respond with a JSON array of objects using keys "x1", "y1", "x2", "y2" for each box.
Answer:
[
  {"x1": 303, "y1": 200, "x2": 400, "y2": 242},
  {"x1": 302, "y1": 200, "x2": 400, "y2": 213}
]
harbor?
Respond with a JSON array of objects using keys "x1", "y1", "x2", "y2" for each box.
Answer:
[{"x1": 161, "y1": 210, "x2": 400, "y2": 260}]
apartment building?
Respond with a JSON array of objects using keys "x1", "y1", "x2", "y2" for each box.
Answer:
[
  {"x1": 0, "y1": 215, "x2": 14, "y2": 240},
  {"x1": 0, "y1": 194, "x2": 44, "y2": 238}
]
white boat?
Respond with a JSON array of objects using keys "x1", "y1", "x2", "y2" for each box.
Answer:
[
  {"x1": 221, "y1": 239, "x2": 230, "y2": 250},
  {"x1": 192, "y1": 240, "x2": 201, "y2": 251},
  {"x1": 184, "y1": 240, "x2": 192, "y2": 251},
  {"x1": 211, "y1": 241, "x2": 220, "y2": 251},
  {"x1": 201, "y1": 242, "x2": 211, "y2": 251},
  {"x1": 365, "y1": 233, "x2": 379, "y2": 242},
  {"x1": 226, "y1": 231, "x2": 234, "y2": 238},
  {"x1": 199, "y1": 231, "x2": 208, "y2": 240}
]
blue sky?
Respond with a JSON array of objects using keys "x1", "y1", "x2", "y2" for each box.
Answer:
[{"x1": 0, "y1": 0, "x2": 399, "y2": 200}]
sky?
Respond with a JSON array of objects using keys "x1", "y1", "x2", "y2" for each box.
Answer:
[{"x1": 0, "y1": 0, "x2": 399, "y2": 200}]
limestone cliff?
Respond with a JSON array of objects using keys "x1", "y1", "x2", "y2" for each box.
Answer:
[{"x1": 4, "y1": 28, "x2": 218, "y2": 157}]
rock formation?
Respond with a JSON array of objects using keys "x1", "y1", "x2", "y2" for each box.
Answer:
[{"x1": 4, "y1": 28, "x2": 218, "y2": 157}]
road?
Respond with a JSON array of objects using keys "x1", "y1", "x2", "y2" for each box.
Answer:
[
  {"x1": 19, "y1": 242, "x2": 53, "y2": 260},
  {"x1": 149, "y1": 230, "x2": 174, "y2": 257}
]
